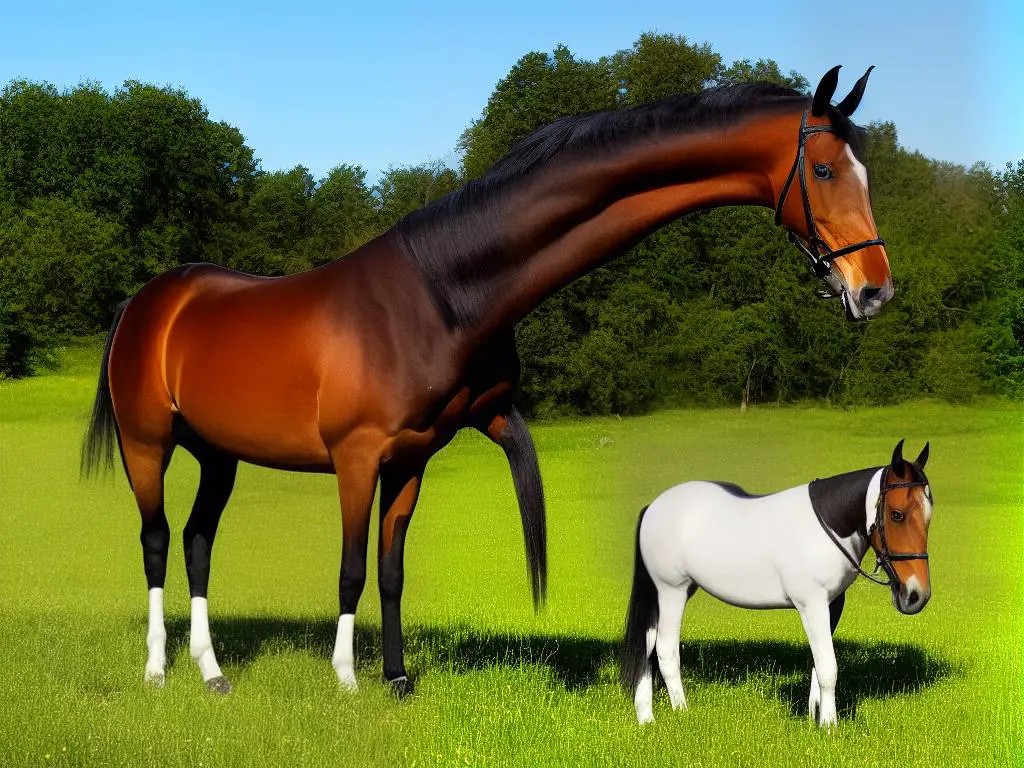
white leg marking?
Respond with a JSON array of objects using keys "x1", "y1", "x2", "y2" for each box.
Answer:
[
  {"x1": 189, "y1": 596, "x2": 224, "y2": 682},
  {"x1": 808, "y1": 667, "x2": 820, "y2": 723},
  {"x1": 634, "y1": 625, "x2": 657, "y2": 724},
  {"x1": 144, "y1": 587, "x2": 167, "y2": 685},
  {"x1": 655, "y1": 588, "x2": 690, "y2": 712},
  {"x1": 332, "y1": 614, "x2": 358, "y2": 690},
  {"x1": 797, "y1": 598, "x2": 838, "y2": 729}
]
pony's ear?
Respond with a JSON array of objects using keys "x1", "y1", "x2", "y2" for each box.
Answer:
[
  {"x1": 891, "y1": 438, "x2": 906, "y2": 474},
  {"x1": 836, "y1": 65, "x2": 874, "y2": 117},
  {"x1": 915, "y1": 441, "x2": 930, "y2": 470},
  {"x1": 811, "y1": 65, "x2": 842, "y2": 116}
]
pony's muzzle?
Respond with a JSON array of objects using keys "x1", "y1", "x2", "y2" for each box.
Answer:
[{"x1": 893, "y1": 578, "x2": 930, "y2": 615}]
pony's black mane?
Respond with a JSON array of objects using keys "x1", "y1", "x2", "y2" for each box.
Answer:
[
  {"x1": 809, "y1": 461, "x2": 930, "y2": 539},
  {"x1": 396, "y1": 82, "x2": 870, "y2": 329}
]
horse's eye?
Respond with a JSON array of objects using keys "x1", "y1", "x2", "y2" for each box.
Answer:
[
  {"x1": 890, "y1": 509, "x2": 906, "y2": 523},
  {"x1": 813, "y1": 164, "x2": 833, "y2": 180}
]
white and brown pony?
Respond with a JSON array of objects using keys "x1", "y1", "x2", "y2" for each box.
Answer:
[{"x1": 623, "y1": 440, "x2": 932, "y2": 726}]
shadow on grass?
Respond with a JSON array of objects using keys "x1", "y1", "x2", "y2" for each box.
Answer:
[{"x1": 164, "y1": 616, "x2": 952, "y2": 718}]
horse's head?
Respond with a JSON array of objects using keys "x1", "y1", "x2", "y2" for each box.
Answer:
[
  {"x1": 774, "y1": 66, "x2": 892, "y2": 321},
  {"x1": 872, "y1": 439, "x2": 932, "y2": 615}
]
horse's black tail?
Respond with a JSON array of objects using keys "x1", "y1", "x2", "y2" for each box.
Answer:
[
  {"x1": 621, "y1": 504, "x2": 658, "y2": 694},
  {"x1": 81, "y1": 299, "x2": 130, "y2": 479},
  {"x1": 498, "y1": 407, "x2": 547, "y2": 610}
]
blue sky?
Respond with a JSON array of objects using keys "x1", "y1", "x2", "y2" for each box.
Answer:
[{"x1": 3, "y1": 1, "x2": 1019, "y2": 183}]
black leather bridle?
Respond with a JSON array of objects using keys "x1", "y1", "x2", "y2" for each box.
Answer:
[
  {"x1": 774, "y1": 110, "x2": 886, "y2": 288},
  {"x1": 812, "y1": 466, "x2": 930, "y2": 589}
]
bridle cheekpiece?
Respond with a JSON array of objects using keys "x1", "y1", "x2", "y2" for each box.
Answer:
[{"x1": 774, "y1": 110, "x2": 886, "y2": 291}]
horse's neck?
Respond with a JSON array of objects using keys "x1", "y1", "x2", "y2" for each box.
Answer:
[{"x1": 451, "y1": 110, "x2": 799, "y2": 339}]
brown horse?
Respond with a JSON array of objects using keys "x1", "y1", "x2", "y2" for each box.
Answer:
[{"x1": 82, "y1": 66, "x2": 892, "y2": 697}]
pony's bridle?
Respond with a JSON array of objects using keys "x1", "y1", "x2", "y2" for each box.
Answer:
[
  {"x1": 774, "y1": 110, "x2": 886, "y2": 289},
  {"x1": 812, "y1": 466, "x2": 929, "y2": 589}
]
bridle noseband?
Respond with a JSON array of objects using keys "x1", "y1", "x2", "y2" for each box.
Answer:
[
  {"x1": 812, "y1": 466, "x2": 929, "y2": 589},
  {"x1": 774, "y1": 110, "x2": 886, "y2": 286}
]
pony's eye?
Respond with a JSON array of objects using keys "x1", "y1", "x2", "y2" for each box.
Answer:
[
  {"x1": 813, "y1": 164, "x2": 833, "y2": 180},
  {"x1": 890, "y1": 509, "x2": 906, "y2": 523}
]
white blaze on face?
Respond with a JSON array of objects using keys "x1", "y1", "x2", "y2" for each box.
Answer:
[{"x1": 845, "y1": 145, "x2": 869, "y2": 192}]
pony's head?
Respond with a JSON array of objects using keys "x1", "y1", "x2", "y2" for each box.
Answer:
[
  {"x1": 774, "y1": 66, "x2": 892, "y2": 321},
  {"x1": 872, "y1": 440, "x2": 933, "y2": 614}
]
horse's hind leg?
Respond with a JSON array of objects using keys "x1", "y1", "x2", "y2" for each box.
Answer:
[
  {"x1": 179, "y1": 429, "x2": 238, "y2": 694},
  {"x1": 656, "y1": 581, "x2": 694, "y2": 712},
  {"x1": 809, "y1": 593, "x2": 845, "y2": 723},
  {"x1": 121, "y1": 437, "x2": 175, "y2": 686}
]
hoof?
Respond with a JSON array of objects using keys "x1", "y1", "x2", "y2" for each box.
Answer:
[
  {"x1": 636, "y1": 711, "x2": 654, "y2": 725},
  {"x1": 144, "y1": 671, "x2": 165, "y2": 688},
  {"x1": 338, "y1": 674, "x2": 358, "y2": 692},
  {"x1": 386, "y1": 675, "x2": 414, "y2": 699},
  {"x1": 205, "y1": 676, "x2": 232, "y2": 695}
]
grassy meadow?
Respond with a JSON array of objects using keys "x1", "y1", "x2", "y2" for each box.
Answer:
[{"x1": 0, "y1": 344, "x2": 1021, "y2": 766}]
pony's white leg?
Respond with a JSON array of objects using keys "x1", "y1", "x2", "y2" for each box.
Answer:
[
  {"x1": 796, "y1": 598, "x2": 838, "y2": 728},
  {"x1": 655, "y1": 586, "x2": 690, "y2": 712},
  {"x1": 634, "y1": 625, "x2": 657, "y2": 724},
  {"x1": 808, "y1": 668, "x2": 820, "y2": 722},
  {"x1": 190, "y1": 596, "x2": 229, "y2": 692},
  {"x1": 332, "y1": 614, "x2": 357, "y2": 690},
  {"x1": 144, "y1": 587, "x2": 167, "y2": 685}
]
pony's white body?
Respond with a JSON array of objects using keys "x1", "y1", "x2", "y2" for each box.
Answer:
[{"x1": 633, "y1": 472, "x2": 883, "y2": 727}]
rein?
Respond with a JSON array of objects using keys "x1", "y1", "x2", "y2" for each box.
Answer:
[
  {"x1": 774, "y1": 110, "x2": 886, "y2": 287},
  {"x1": 811, "y1": 467, "x2": 929, "y2": 588}
]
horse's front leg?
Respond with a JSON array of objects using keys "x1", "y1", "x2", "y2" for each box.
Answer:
[
  {"x1": 330, "y1": 440, "x2": 381, "y2": 691},
  {"x1": 377, "y1": 460, "x2": 426, "y2": 698},
  {"x1": 795, "y1": 595, "x2": 839, "y2": 728},
  {"x1": 809, "y1": 593, "x2": 846, "y2": 723}
]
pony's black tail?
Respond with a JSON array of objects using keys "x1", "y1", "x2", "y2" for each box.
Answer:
[
  {"x1": 621, "y1": 504, "x2": 658, "y2": 694},
  {"x1": 81, "y1": 299, "x2": 130, "y2": 479},
  {"x1": 498, "y1": 407, "x2": 547, "y2": 609}
]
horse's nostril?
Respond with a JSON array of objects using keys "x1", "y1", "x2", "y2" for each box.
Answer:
[
  {"x1": 861, "y1": 286, "x2": 883, "y2": 303},
  {"x1": 906, "y1": 591, "x2": 920, "y2": 606}
]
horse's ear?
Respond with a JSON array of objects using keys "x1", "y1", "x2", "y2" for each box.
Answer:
[
  {"x1": 915, "y1": 441, "x2": 930, "y2": 470},
  {"x1": 836, "y1": 65, "x2": 874, "y2": 117},
  {"x1": 811, "y1": 65, "x2": 842, "y2": 116},
  {"x1": 891, "y1": 438, "x2": 906, "y2": 474}
]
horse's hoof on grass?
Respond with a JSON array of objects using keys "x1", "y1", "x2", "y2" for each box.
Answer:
[
  {"x1": 205, "y1": 676, "x2": 232, "y2": 695},
  {"x1": 386, "y1": 675, "x2": 414, "y2": 699},
  {"x1": 144, "y1": 672, "x2": 165, "y2": 688}
]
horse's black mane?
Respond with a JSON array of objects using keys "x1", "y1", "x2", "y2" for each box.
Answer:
[{"x1": 395, "y1": 82, "x2": 863, "y2": 328}]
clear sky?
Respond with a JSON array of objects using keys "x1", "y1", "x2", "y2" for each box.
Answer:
[{"x1": 3, "y1": 1, "x2": 1019, "y2": 183}]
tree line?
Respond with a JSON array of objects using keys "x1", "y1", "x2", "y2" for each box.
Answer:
[{"x1": 1, "y1": 33, "x2": 1021, "y2": 414}]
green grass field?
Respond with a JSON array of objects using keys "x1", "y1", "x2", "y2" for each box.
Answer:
[{"x1": 1, "y1": 344, "x2": 1021, "y2": 767}]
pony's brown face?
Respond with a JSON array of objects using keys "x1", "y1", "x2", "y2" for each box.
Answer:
[
  {"x1": 872, "y1": 441, "x2": 933, "y2": 615},
  {"x1": 799, "y1": 130, "x2": 893, "y2": 319}
]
